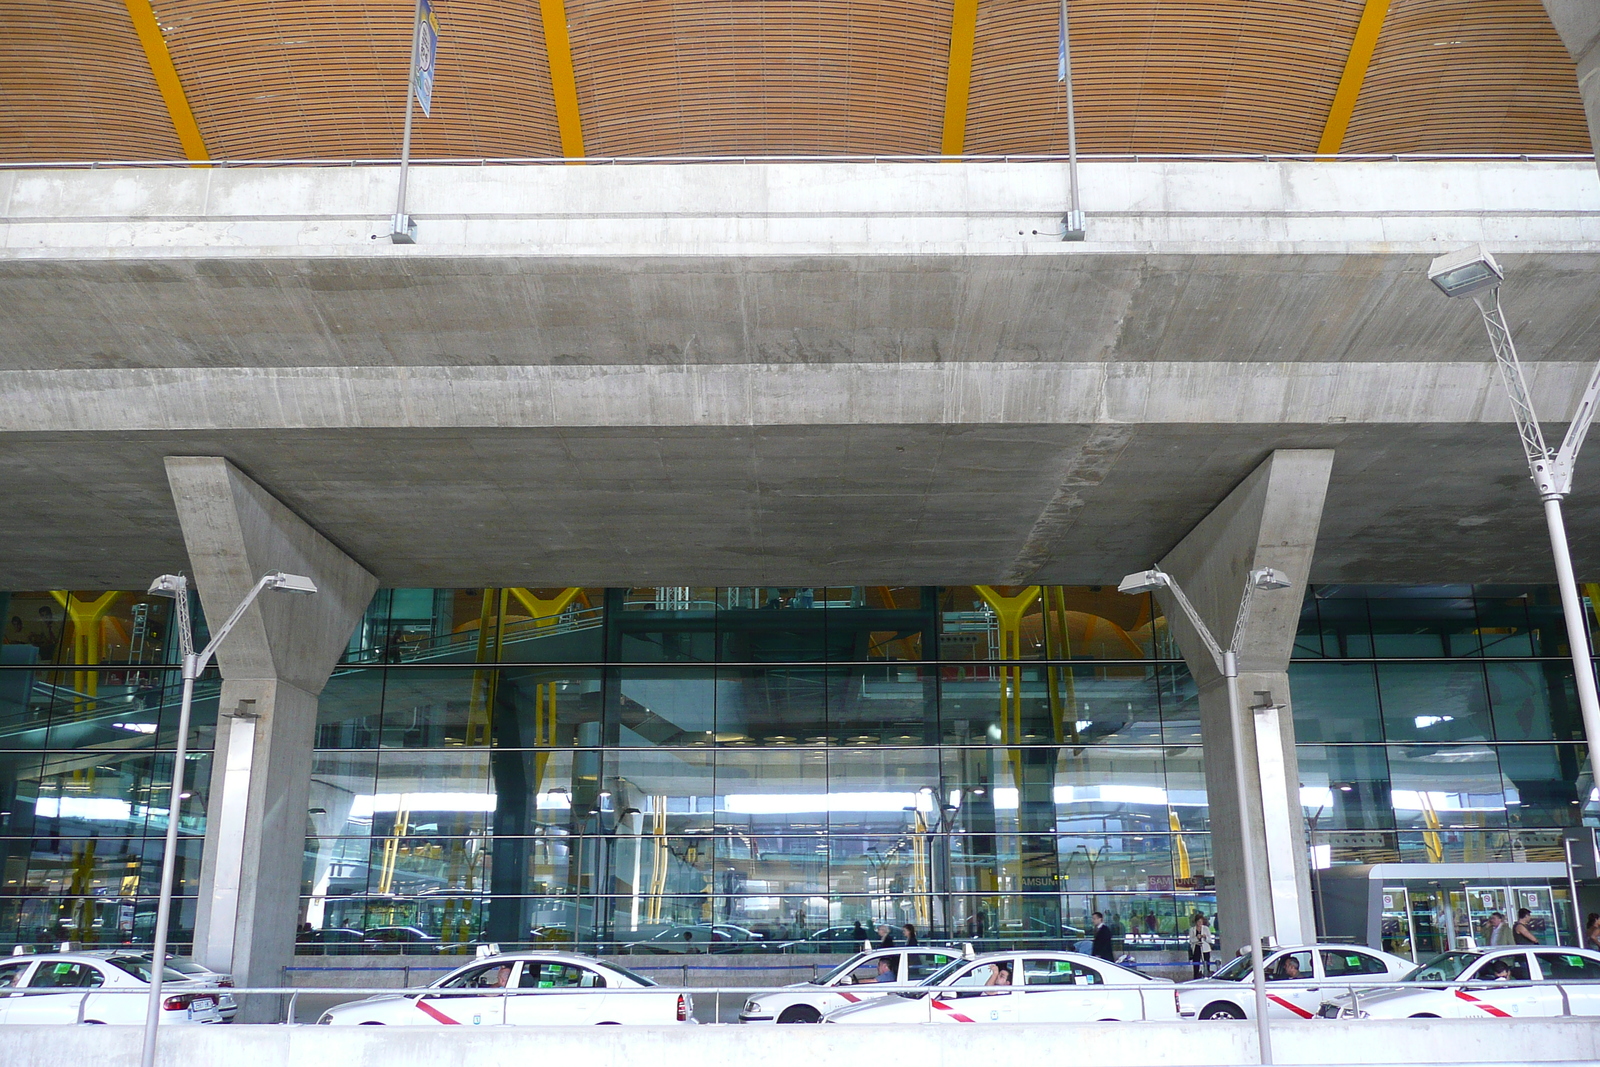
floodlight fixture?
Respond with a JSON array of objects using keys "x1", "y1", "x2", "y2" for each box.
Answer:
[
  {"x1": 1250, "y1": 568, "x2": 1292, "y2": 591},
  {"x1": 264, "y1": 571, "x2": 318, "y2": 595},
  {"x1": 1428, "y1": 244, "x2": 1503, "y2": 299},
  {"x1": 1117, "y1": 569, "x2": 1170, "y2": 596},
  {"x1": 146, "y1": 574, "x2": 186, "y2": 598}
]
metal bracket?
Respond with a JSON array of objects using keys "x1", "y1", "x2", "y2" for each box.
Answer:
[
  {"x1": 389, "y1": 213, "x2": 418, "y2": 244},
  {"x1": 223, "y1": 698, "x2": 260, "y2": 721}
]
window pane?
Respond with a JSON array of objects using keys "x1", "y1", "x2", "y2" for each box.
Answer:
[
  {"x1": 1376, "y1": 662, "x2": 1493, "y2": 743},
  {"x1": 1386, "y1": 745, "x2": 1507, "y2": 830},
  {"x1": 1368, "y1": 597, "x2": 1481, "y2": 657},
  {"x1": 1499, "y1": 743, "x2": 1587, "y2": 829},
  {"x1": 1296, "y1": 745, "x2": 1394, "y2": 830},
  {"x1": 1290, "y1": 662, "x2": 1383, "y2": 743},
  {"x1": 1487, "y1": 661, "x2": 1583, "y2": 742}
]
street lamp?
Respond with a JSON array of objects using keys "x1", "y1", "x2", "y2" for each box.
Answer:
[
  {"x1": 1428, "y1": 244, "x2": 1600, "y2": 767},
  {"x1": 1119, "y1": 565, "x2": 1289, "y2": 1065},
  {"x1": 140, "y1": 570, "x2": 317, "y2": 1067}
]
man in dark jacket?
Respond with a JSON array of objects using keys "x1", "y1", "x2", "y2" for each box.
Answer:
[{"x1": 1090, "y1": 912, "x2": 1114, "y2": 961}]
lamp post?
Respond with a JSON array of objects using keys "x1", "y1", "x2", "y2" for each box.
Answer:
[
  {"x1": 140, "y1": 570, "x2": 317, "y2": 1067},
  {"x1": 1428, "y1": 244, "x2": 1600, "y2": 764},
  {"x1": 1118, "y1": 565, "x2": 1290, "y2": 1065}
]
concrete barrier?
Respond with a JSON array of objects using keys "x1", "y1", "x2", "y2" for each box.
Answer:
[{"x1": 6, "y1": 1018, "x2": 1599, "y2": 1067}]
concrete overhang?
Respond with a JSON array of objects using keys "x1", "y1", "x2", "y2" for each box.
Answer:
[{"x1": 2, "y1": 160, "x2": 1599, "y2": 588}]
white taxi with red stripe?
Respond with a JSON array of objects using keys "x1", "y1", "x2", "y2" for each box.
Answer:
[
  {"x1": 821, "y1": 951, "x2": 1179, "y2": 1024},
  {"x1": 739, "y1": 947, "x2": 964, "y2": 1023},
  {"x1": 1321, "y1": 946, "x2": 1600, "y2": 1020},
  {"x1": 316, "y1": 951, "x2": 694, "y2": 1026},
  {"x1": 1180, "y1": 943, "x2": 1413, "y2": 1021}
]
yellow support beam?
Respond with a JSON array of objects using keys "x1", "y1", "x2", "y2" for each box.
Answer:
[
  {"x1": 122, "y1": 0, "x2": 210, "y2": 162},
  {"x1": 940, "y1": 0, "x2": 981, "y2": 157},
  {"x1": 539, "y1": 0, "x2": 586, "y2": 159},
  {"x1": 1315, "y1": 0, "x2": 1391, "y2": 156}
]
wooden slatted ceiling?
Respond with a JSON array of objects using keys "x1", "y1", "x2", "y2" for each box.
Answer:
[
  {"x1": 966, "y1": 0, "x2": 1365, "y2": 154},
  {"x1": 1, "y1": 0, "x2": 183, "y2": 161},
  {"x1": 0, "y1": 0, "x2": 1590, "y2": 161},
  {"x1": 563, "y1": 0, "x2": 953, "y2": 156},
  {"x1": 1341, "y1": 0, "x2": 1590, "y2": 153},
  {"x1": 151, "y1": 0, "x2": 560, "y2": 159}
]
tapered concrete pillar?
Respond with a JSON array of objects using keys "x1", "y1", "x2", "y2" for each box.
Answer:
[
  {"x1": 1156, "y1": 450, "x2": 1333, "y2": 952},
  {"x1": 1544, "y1": 1, "x2": 1600, "y2": 167},
  {"x1": 165, "y1": 457, "x2": 377, "y2": 1007}
]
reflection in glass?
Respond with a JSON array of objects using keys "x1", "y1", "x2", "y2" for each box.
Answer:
[
  {"x1": 1289, "y1": 662, "x2": 1383, "y2": 744},
  {"x1": 1377, "y1": 662, "x2": 1493, "y2": 743}
]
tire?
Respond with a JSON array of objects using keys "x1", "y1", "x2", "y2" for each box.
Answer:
[
  {"x1": 1200, "y1": 1003, "x2": 1246, "y2": 1020},
  {"x1": 1409, "y1": 1013, "x2": 1439, "y2": 1019},
  {"x1": 359, "y1": 1021, "x2": 386, "y2": 1025},
  {"x1": 597, "y1": 1021, "x2": 621, "y2": 1025},
  {"x1": 778, "y1": 1005, "x2": 823, "y2": 1024}
]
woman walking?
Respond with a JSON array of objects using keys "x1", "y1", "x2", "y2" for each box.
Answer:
[{"x1": 1188, "y1": 912, "x2": 1214, "y2": 978}]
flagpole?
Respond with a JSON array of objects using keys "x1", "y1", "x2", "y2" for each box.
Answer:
[
  {"x1": 390, "y1": 0, "x2": 423, "y2": 243},
  {"x1": 1059, "y1": 0, "x2": 1085, "y2": 240}
]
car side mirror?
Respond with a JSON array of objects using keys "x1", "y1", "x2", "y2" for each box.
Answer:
[{"x1": 840, "y1": 975, "x2": 854, "y2": 986}]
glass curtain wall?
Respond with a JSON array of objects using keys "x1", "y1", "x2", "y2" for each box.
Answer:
[
  {"x1": 1, "y1": 583, "x2": 1595, "y2": 955},
  {"x1": 0, "y1": 590, "x2": 215, "y2": 949},
  {"x1": 305, "y1": 585, "x2": 1206, "y2": 954},
  {"x1": 1293, "y1": 585, "x2": 1595, "y2": 874}
]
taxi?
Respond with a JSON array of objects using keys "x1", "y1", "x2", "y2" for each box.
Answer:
[
  {"x1": 1179, "y1": 943, "x2": 1413, "y2": 1020},
  {"x1": 739, "y1": 946, "x2": 964, "y2": 1023},
  {"x1": 1320, "y1": 946, "x2": 1600, "y2": 1019},
  {"x1": 0, "y1": 950, "x2": 228, "y2": 1025},
  {"x1": 317, "y1": 950, "x2": 694, "y2": 1026},
  {"x1": 823, "y1": 950, "x2": 1179, "y2": 1024}
]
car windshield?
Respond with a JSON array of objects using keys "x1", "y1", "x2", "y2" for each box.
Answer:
[
  {"x1": 602, "y1": 963, "x2": 656, "y2": 987},
  {"x1": 900, "y1": 957, "x2": 972, "y2": 996},
  {"x1": 816, "y1": 954, "x2": 870, "y2": 984},
  {"x1": 1402, "y1": 952, "x2": 1482, "y2": 982},
  {"x1": 107, "y1": 957, "x2": 189, "y2": 983},
  {"x1": 1212, "y1": 955, "x2": 1257, "y2": 981}
]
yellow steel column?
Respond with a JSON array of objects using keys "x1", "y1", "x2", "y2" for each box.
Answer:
[
  {"x1": 538, "y1": 0, "x2": 587, "y2": 159},
  {"x1": 940, "y1": 0, "x2": 981, "y2": 156},
  {"x1": 974, "y1": 586, "x2": 1041, "y2": 789},
  {"x1": 1315, "y1": 0, "x2": 1391, "y2": 155},
  {"x1": 51, "y1": 591, "x2": 120, "y2": 711},
  {"x1": 122, "y1": 0, "x2": 210, "y2": 162}
]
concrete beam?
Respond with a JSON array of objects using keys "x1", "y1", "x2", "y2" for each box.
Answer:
[
  {"x1": 165, "y1": 457, "x2": 376, "y2": 1007},
  {"x1": 1157, "y1": 449, "x2": 1335, "y2": 949}
]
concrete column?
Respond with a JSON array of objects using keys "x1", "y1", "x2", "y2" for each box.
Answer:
[
  {"x1": 1544, "y1": 1, "x2": 1600, "y2": 165},
  {"x1": 165, "y1": 457, "x2": 376, "y2": 1004},
  {"x1": 1155, "y1": 450, "x2": 1333, "y2": 952}
]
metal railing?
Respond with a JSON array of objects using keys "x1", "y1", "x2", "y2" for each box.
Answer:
[
  {"x1": 0, "y1": 152, "x2": 1591, "y2": 172},
  {"x1": 4, "y1": 974, "x2": 1595, "y2": 1025}
]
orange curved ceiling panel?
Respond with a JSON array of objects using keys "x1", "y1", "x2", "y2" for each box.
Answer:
[
  {"x1": 151, "y1": 0, "x2": 560, "y2": 160},
  {"x1": 1, "y1": 0, "x2": 185, "y2": 162},
  {"x1": 965, "y1": 0, "x2": 1365, "y2": 155},
  {"x1": 0, "y1": 0, "x2": 1590, "y2": 161},
  {"x1": 1341, "y1": 0, "x2": 1590, "y2": 154},
  {"x1": 563, "y1": 0, "x2": 954, "y2": 156}
]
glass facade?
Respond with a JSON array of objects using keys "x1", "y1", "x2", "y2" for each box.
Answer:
[{"x1": 0, "y1": 583, "x2": 1593, "y2": 954}]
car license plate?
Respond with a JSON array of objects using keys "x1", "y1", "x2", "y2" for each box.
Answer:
[{"x1": 188, "y1": 997, "x2": 220, "y2": 1023}]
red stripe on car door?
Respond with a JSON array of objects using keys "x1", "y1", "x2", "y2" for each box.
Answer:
[
  {"x1": 1453, "y1": 989, "x2": 1512, "y2": 1018},
  {"x1": 1266, "y1": 994, "x2": 1315, "y2": 1019},
  {"x1": 415, "y1": 998, "x2": 462, "y2": 1024}
]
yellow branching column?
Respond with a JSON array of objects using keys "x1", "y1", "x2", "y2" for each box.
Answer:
[
  {"x1": 1039, "y1": 586, "x2": 1078, "y2": 744},
  {"x1": 51, "y1": 591, "x2": 120, "y2": 713},
  {"x1": 974, "y1": 585, "x2": 1041, "y2": 790},
  {"x1": 466, "y1": 589, "x2": 507, "y2": 747}
]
